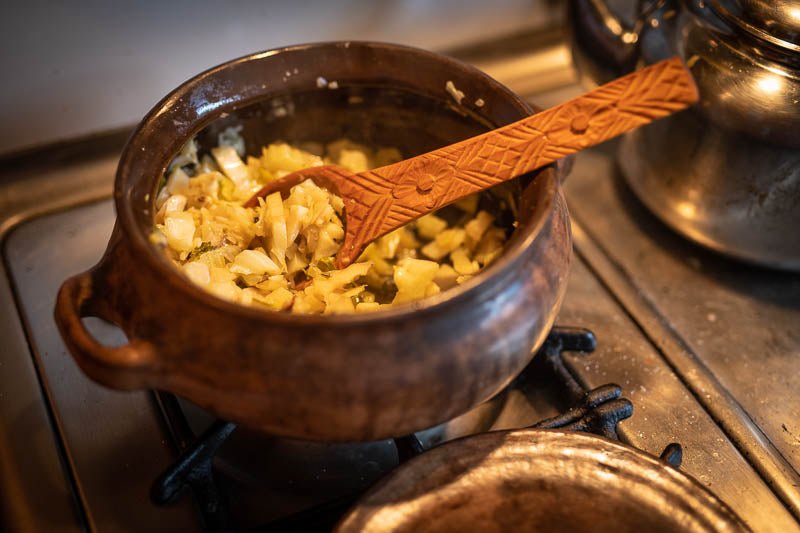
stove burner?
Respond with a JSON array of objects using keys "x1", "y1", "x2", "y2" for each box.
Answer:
[
  {"x1": 151, "y1": 328, "x2": 677, "y2": 532},
  {"x1": 152, "y1": 420, "x2": 236, "y2": 531},
  {"x1": 531, "y1": 384, "x2": 632, "y2": 440}
]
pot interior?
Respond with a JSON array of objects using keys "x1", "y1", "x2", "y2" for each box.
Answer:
[
  {"x1": 188, "y1": 85, "x2": 525, "y2": 233},
  {"x1": 120, "y1": 43, "x2": 556, "y2": 319},
  {"x1": 196, "y1": 86, "x2": 494, "y2": 164}
]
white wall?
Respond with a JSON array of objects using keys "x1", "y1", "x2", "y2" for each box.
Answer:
[{"x1": 0, "y1": 0, "x2": 554, "y2": 155}]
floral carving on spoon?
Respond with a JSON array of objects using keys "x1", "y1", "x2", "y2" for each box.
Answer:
[{"x1": 391, "y1": 156, "x2": 453, "y2": 210}]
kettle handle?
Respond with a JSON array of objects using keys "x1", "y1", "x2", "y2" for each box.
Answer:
[
  {"x1": 595, "y1": 0, "x2": 668, "y2": 43},
  {"x1": 568, "y1": 0, "x2": 671, "y2": 83}
]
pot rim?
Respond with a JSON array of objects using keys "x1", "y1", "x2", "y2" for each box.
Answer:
[{"x1": 115, "y1": 40, "x2": 563, "y2": 327}]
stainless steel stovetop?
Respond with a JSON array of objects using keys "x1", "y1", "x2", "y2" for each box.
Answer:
[{"x1": 1, "y1": 30, "x2": 799, "y2": 533}]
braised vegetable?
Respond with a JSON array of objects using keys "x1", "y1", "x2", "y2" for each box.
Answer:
[{"x1": 152, "y1": 131, "x2": 507, "y2": 314}]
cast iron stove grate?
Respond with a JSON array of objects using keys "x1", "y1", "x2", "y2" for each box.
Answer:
[{"x1": 151, "y1": 327, "x2": 682, "y2": 532}]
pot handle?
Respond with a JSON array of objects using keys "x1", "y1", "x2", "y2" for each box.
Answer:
[{"x1": 54, "y1": 268, "x2": 156, "y2": 388}]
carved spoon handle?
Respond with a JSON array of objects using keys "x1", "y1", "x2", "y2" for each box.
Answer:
[
  {"x1": 247, "y1": 57, "x2": 698, "y2": 267},
  {"x1": 355, "y1": 56, "x2": 698, "y2": 241}
]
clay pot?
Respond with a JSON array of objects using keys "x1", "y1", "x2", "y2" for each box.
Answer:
[{"x1": 55, "y1": 42, "x2": 571, "y2": 441}]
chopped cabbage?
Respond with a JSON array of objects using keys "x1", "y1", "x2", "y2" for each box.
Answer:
[
  {"x1": 164, "y1": 211, "x2": 196, "y2": 253},
  {"x1": 153, "y1": 136, "x2": 509, "y2": 313},
  {"x1": 211, "y1": 145, "x2": 250, "y2": 188},
  {"x1": 393, "y1": 258, "x2": 440, "y2": 304},
  {"x1": 416, "y1": 214, "x2": 448, "y2": 240},
  {"x1": 421, "y1": 228, "x2": 466, "y2": 261},
  {"x1": 230, "y1": 249, "x2": 281, "y2": 276}
]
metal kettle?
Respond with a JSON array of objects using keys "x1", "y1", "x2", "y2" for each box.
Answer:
[{"x1": 568, "y1": 0, "x2": 800, "y2": 270}]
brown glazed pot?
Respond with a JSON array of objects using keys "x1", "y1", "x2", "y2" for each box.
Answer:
[{"x1": 54, "y1": 42, "x2": 571, "y2": 441}]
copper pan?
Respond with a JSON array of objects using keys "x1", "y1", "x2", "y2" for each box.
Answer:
[{"x1": 337, "y1": 430, "x2": 750, "y2": 532}]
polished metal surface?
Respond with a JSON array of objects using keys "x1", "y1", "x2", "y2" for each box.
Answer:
[
  {"x1": 565, "y1": 147, "x2": 800, "y2": 521},
  {"x1": 557, "y1": 257, "x2": 799, "y2": 533},
  {"x1": 425, "y1": 256, "x2": 799, "y2": 533},
  {"x1": 568, "y1": 0, "x2": 800, "y2": 269},
  {"x1": 710, "y1": 0, "x2": 800, "y2": 53}
]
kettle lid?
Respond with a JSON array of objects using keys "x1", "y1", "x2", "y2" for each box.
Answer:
[{"x1": 710, "y1": 0, "x2": 800, "y2": 53}]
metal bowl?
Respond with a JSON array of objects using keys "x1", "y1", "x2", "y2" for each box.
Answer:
[{"x1": 54, "y1": 42, "x2": 571, "y2": 441}]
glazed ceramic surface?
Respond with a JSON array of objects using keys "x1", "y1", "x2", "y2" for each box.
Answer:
[{"x1": 55, "y1": 42, "x2": 572, "y2": 441}]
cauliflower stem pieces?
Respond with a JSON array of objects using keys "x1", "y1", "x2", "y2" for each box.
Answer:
[{"x1": 152, "y1": 130, "x2": 508, "y2": 314}]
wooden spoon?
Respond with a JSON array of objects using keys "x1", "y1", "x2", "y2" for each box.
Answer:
[{"x1": 245, "y1": 57, "x2": 698, "y2": 268}]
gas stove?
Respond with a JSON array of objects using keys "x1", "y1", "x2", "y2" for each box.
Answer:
[
  {"x1": 1, "y1": 29, "x2": 799, "y2": 533},
  {"x1": 149, "y1": 328, "x2": 646, "y2": 531}
]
